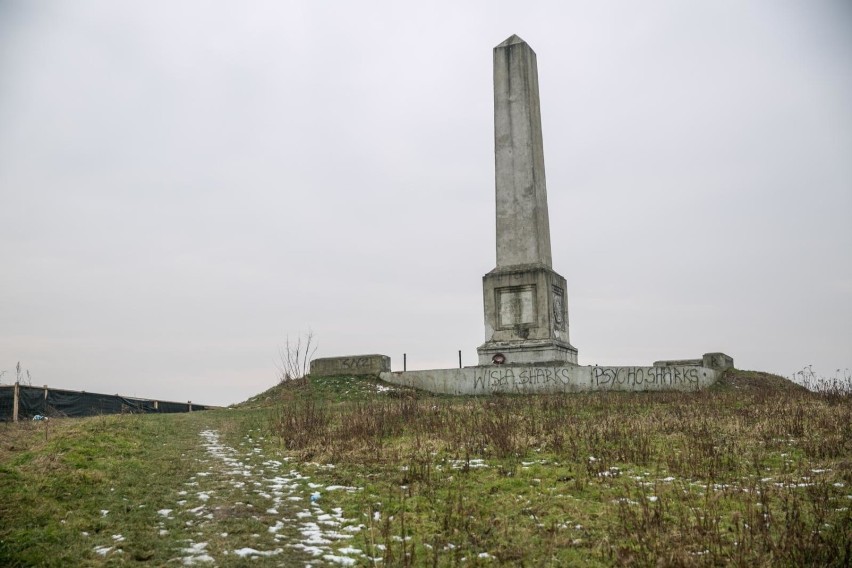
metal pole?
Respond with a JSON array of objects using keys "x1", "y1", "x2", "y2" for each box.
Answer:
[
  {"x1": 188, "y1": 401, "x2": 193, "y2": 413},
  {"x1": 459, "y1": 350, "x2": 462, "y2": 368},
  {"x1": 403, "y1": 353, "x2": 407, "y2": 372}
]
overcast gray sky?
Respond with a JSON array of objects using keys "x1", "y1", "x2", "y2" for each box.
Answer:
[{"x1": 2, "y1": 1, "x2": 850, "y2": 406}]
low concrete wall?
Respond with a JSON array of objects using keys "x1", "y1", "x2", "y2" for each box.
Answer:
[
  {"x1": 380, "y1": 363, "x2": 718, "y2": 396},
  {"x1": 653, "y1": 352, "x2": 734, "y2": 371},
  {"x1": 310, "y1": 354, "x2": 391, "y2": 376}
]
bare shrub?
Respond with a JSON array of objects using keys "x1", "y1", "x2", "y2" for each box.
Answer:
[
  {"x1": 271, "y1": 398, "x2": 329, "y2": 453},
  {"x1": 276, "y1": 331, "x2": 317, "y2": 382}
]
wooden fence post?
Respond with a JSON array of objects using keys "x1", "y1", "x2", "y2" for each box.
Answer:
[
  {"x1": 188, "y1": 401, "x2": 193, "y2": 413},
  {"x1": 12, "y1": 381, "x2": 19, "y2": 422}
]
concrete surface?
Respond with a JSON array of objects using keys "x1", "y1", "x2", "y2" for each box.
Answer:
[
  {"x1": 310, "y1": 354, "x2": 390, "y2": 376},
  {"x1": 653, "y1": 353, "x2": 735, "y2": 372},
  {"x1": 478, "y1": 35, "x2": 577, "y2": 365},
  {"x1": 380, "y1": 362, "x2": 718, "y2": 395},
  {"x1": 493, "y1": 34, "x2": 552, "y2": 268}
]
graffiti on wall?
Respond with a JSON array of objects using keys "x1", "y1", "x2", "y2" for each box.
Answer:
[
  {"x1": 473, "y1": 366, "x2": 572, "y2": 391},
  {"x1": 470, "y1": 365, "x2": 705, "y2": 392},
  {"x1": 340, "y1": 357, "x2": 372, "y2": 370},
  {"x1": 591, "y1": 366, "x2": 700, "y2": 388}
]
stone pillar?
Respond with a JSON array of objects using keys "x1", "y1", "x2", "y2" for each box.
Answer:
[
  {"x1": 493, "y1": 34, "x2": 552, "y2": 268},
  {"x1": 478, "y1": 35, "x2": 578, "y2": 366}
]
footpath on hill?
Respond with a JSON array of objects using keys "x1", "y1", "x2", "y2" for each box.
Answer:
[{"x1": 0, "y1": 409, "x2": 371, "y2": 567}]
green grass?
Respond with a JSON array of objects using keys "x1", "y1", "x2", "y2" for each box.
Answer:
[
  {"x1": 1, "y1": 412, "x2": 191, "y2": 565},
  {"x1": 0, "y1": 370, "x2": 849, "y2": 566},
  {"x1": 261, "y1": 370, "x2": 851, "y2": 566}
]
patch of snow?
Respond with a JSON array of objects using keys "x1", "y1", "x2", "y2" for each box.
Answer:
[
  {"x1": 323, "y1": 554, "x2": 357, "y2": 565},
  {"x1": 269, "y1": 521, "x2": 285, "y2": 534},
  {"x1": 338, "y1": 547, "x2": 362, "y2": 555},
  {"x1": 232, "y1": 547, "x2": 282, "y2": 558},
  {"x1": 290, "y1": 543, "x2": 325, "y2": 556},
  {"x1": 182, "y1": 555, "x2": 214, "y2": 565}
]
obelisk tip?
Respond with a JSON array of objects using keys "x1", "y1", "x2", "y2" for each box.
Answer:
[{"x1": 496, "y1": 34, "x2": 527, "y2": 49}]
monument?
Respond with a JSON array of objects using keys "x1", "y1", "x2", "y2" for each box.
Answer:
[
  {"x1": 317, "y1": 35, "x2": 732, "y2": 396},
  {"x1": 477, "y1": 35, "x2": 578, "y2": 366}
]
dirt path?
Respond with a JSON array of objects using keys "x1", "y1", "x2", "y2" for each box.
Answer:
[{"x1": 157, "y1": 426, "x2": 370, "y2": 566}]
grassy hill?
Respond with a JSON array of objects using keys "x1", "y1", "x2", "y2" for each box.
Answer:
[{"x1": 1, "y1": 370, "x2": 849, "y2": 566}]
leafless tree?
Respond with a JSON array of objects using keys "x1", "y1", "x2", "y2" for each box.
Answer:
[
  {"x1": 13, "y1": 362, "x2": 33, "y2": 386},
  {"x1": 276, "y1": 331, "x2": 317, "y2": 382}
]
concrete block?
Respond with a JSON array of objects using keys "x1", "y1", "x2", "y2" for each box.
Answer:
[
  {"x1": 310, "y1": 354, "x2": 390, "y2": 377},
  {"x1": 477, "y1": 263, "x2": 576, "y2": 365},
  {"x1": 653, "y1": 353, "x2": 734, "y2": 372},
  {"x1": 702, "y1": 352, "x2": 734, "y2": 371}
]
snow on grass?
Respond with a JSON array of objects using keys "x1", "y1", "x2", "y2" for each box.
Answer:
[
  {"x1": 188, "y1": 428, "x2": 364, "y2": 566},
  {"x1": 449, "y1": 458, "x2": 489, "y2": 469},
  {"x1": 232, "y1": 547, "x2": 283, "y2": 558},
  {"x1": 180, "y1": 541, "x2": 214, "y2": 565},
  {"x1": 324, "y1": 553, "x2": 358, "y2": 565}
]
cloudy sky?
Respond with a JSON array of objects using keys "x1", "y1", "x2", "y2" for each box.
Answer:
[{"x1": 1, "y1": 1, "x2": 850, "y2": 405}]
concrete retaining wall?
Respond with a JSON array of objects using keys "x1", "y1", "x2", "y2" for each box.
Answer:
[{"x1": 380, "y1": 363, "x2": 718, "y2": 396}]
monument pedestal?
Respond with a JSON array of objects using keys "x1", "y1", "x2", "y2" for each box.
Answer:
[{"x1": 477, "y1": 264, "x2": 578, "y2": 365}]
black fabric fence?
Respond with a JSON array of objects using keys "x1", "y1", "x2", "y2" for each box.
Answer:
[
  {"x1": 0, "y1": 387, "x2": 13, "y2": 420},
  {"x1": 0, "y1": 384, "x2": 212, "y2": 420}
]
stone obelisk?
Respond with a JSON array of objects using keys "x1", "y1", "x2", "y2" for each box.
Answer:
[{"x1": 477, "y1": 35, "x2": 578, "y2": 366}]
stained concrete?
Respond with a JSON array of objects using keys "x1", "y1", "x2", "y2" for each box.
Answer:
[
  {"x1": 310, "y1": 355, "x2": 390, "y2": 376},
  {"x1": 381, "y1": 363, "x2": 718, "y2": 396},
  {"x1": 493, "y1": 35, "x2": 552, "y2": 268},
  {"x1": 478, "y1": 35, "x2": 577, "y2": 365},
  {"x1": 653, "y1": 353, "x2": 735, "y2": 372},
  {"x1": 478, "y1": 264, "x2": 577, "y2": 365}
]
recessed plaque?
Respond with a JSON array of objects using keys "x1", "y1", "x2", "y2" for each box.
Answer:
[
  {"x1": 552, "y1": 285, "x2": 566, "y2": 331},
  {"x1": 497, "y1": 285, "x2": 536, "y2": 328}
]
